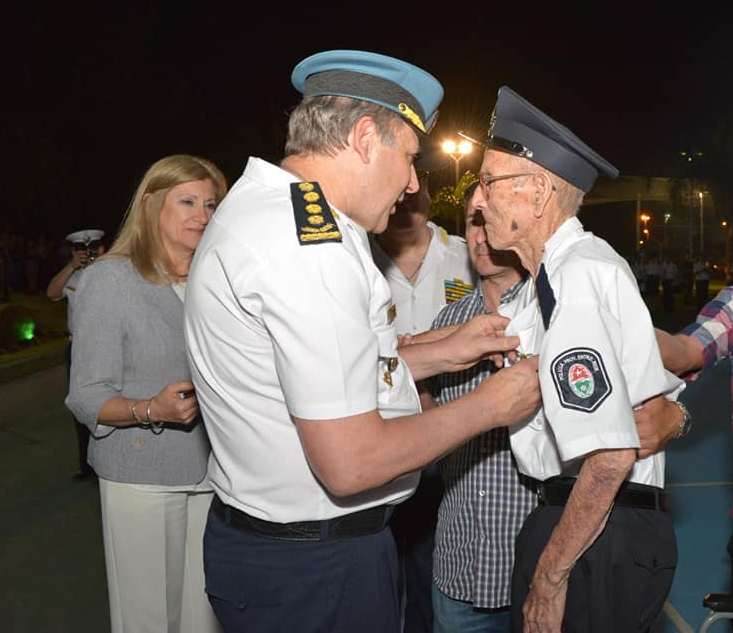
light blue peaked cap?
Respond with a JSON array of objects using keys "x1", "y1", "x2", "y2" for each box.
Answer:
[{"x1": 291, "y1": 50, "x2": 444, "y2": 134}]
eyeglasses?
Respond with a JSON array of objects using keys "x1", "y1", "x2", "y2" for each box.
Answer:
[{"x1": 478, "y1": 172, "x2": 535, "y2": 190}]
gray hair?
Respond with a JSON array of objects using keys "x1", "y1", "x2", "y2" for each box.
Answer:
[
  {"x1": 512, "y1": 159, "x2": 585, "y2": 216},
  {"x1": 548, "y1": 172, "x2": 585, "y2": 215},
  {"x1": 284, "y1": 95, "x2": 402, "y2": 157}
]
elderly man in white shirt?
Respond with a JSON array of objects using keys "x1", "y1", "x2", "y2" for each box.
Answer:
[{"x1": 475, "y1": 86, "x2": 686, "y2": 633}]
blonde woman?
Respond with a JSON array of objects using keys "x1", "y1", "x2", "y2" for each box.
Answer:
[{"x1": 66, "y1": 155, "x2": 227, "y2": 633}]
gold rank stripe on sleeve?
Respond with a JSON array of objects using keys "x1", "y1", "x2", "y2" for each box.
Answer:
[
  {"x1": 290, "y1": 181, "x2": 342, "y2": 245},
  {"x1": 444, "y1": 278, "x2": 475, "y2": 303}
]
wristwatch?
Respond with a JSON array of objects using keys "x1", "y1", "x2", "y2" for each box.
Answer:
[{"x1": 673, "y1": 399, "x2": 692, "y2": 439}]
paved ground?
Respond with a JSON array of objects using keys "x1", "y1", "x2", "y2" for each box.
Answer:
[{"x1": 0, "y1": 365, "x2": 108, "y2": 633}]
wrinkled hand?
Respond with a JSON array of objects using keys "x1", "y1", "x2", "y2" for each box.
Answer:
[
  {"x1": 634, "y1": 395, "x2": 682, "y2": 459},
  {"x1": 148, "y1": 381, "x2": 199, "y2": 425},
  {"x1": 523, "y1": 572, "x2": 568, "y2": 633},
  {"x1": 475, "y1": 356, "x2": 540, "y2": 428},
  {"x1": 442, "y1": 314, "x2": 520, "y2": 372}
]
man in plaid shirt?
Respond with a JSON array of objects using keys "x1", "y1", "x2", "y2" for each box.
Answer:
[
  {"x1": 657, "y1": 286, "x2": 733, "y2": 402},
  {"x1": 427, "y1": 183, "x2": 536, "y2": 632}
]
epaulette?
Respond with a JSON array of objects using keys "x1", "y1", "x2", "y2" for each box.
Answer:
[
  {"x1": 438, "y1": 226, "x2": 449, "y2": 246},
  {"x1": 291, "y1": 181, "x2": 342, "y2": 246}
]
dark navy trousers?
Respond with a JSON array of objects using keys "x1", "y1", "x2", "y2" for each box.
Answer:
[{"x1": 204, "y1": 503, "x2": 401, "y2": 633}]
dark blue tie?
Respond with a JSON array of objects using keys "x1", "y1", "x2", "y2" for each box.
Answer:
[{"x1": 536, "y1": 263, "x2": 556, "y2": 330}]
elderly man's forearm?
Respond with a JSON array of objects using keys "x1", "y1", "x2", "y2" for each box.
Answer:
[{"x1": 533, "y1": 448, "x2": 636, "y2": 583}]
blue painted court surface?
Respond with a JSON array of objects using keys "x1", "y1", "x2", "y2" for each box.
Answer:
[{"x1": 661, "y1": 359, "x2": 733, "y2": 632}]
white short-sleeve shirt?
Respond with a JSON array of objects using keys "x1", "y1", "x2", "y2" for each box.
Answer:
[
  {"x1": 184, "y1": 158, "x2": 421, "y2": 522},
  {"x1": 55, "y1": 268, "x2": 83, "y2": 334},
  {"x1": 506, "y1": 217, "x2": 682, "y2": 488},
  {"x1": 371, "y1": 222, "x2": 476, "y2": 335}
]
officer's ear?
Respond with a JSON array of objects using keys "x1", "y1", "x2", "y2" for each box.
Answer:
[
  {"x1": 532, "y1": 172, "x2": 553, "y2": 219},
  {"x1": 349, "y1": 115, "x2": 378, "y2": 165}
]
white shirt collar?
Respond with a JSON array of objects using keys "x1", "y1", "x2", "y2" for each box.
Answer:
[{"x1": 541, "y1": 216, "x2": 584, "y2": 272}]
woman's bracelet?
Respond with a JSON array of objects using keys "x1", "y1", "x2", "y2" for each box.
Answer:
[
  {"x1": 146, "y1": 399, "x2": 165, "y2": 435},
  {"x1": 130, "y1": 400, "x2": 151, "y2": 428}
]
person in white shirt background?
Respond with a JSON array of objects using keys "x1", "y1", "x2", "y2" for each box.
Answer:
[{"x1": 371, "y1": 160, "x2": 476, "y2": 633}]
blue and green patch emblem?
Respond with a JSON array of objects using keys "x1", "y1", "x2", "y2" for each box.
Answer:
[{"x1": 550, "y1": 348, "x2": 611, "y2": 413}]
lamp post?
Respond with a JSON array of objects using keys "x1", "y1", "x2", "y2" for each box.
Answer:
[
  {"x1": 723, "y1": 220, "x2": 731, "y2": 282},
  {"x1": 441, "y1": 139, "x2": 473, "y2": 186},
  {"x1": 697, "y1": 191, "x2": 707, "y2": 256},
  {"x1": 442, "y1": 139, "x2": 473, "y2": 233},
  {"x1": 662, "y1": 213, "x2": 671, "y2": 259},
  {"x1": 639, "y1": 212, "x2": 651, "y2": 250}
]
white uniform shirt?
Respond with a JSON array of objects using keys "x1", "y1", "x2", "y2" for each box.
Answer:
[
  {"x1": 55, "y1": 268, "x2": 82, "y2": 334},
  {"x1": 184, "y1": 158, "x2": 421, "y2": 522},
  {"x1": 507, "y1": 217, "x2": 682, "y2": 488},
  {"x1": 371, "y1": 222, "x2": 475, "y2": 335}
]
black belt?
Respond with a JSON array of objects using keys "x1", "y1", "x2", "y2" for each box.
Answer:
[
  {"x1": 537, "y1": 477, "x2": 667, "y2": 511},
  {"x1": 211, "y1": 496, "x2": 393, "y2": 542}
]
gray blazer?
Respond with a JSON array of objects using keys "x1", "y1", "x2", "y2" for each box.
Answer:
[{"x1": 65, "y1": 257, "x2": 210, "y2": 485}]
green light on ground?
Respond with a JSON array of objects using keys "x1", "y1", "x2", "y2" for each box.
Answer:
[{"x1": 16, "y1": 319, "x2": 35, "y2": 341}]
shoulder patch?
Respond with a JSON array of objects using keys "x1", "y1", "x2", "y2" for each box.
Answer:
[
  {"x1": 444, "y1": 278, "x2": 474, "y2": 303},
  {"x1": 550, "y1": 347, "x2": 612, "y2": 413},
  {"x1": 290, "y1": 182, "x2": 342, "y2": 246},
  {"x1": 438, "y1": 226, "x2": 449, "y2": 246}
]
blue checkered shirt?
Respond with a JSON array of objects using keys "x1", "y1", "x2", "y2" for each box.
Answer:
[{"x1": 431, "y1": 280, "x2": 537, "y2": 608}]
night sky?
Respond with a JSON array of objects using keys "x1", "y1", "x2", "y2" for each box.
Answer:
[{"x1": 7, "y1": 4, "x2": 732, "y2": 245}]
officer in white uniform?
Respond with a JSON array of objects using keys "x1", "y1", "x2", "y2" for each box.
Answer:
[
  {"x1": 47, "y1": 228, "x2": 104, "y2": 479},
  {"x1": 475, "y1": 87, "x2": 688, "y2": 633},
  {"x1": 184, "y1": 52, "x2": 541, "y2": 633}
]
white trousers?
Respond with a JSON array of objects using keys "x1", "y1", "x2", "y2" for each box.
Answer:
[{"x1": 99, "y1": 479, "x2": 222, "y2": 633}]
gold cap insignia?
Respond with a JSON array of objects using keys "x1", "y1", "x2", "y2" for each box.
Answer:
[{"x1": 398, "y1": 103, "x2": 427, "y2": 134}]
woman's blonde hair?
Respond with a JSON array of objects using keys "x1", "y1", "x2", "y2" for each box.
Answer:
[{"x1": 105, "y1": 154, "x2": 227, "y2": 285}]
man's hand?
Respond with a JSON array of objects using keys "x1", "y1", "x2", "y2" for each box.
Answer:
[
  {"x1": 523, "y1": 572, "x2": 568, "y2": 633},
  {"x1": 71, "y1": 249, "x2": 89, "y2": 270},
  {"x1": 473, "y1": 356, "x2": 540, "y2": 427},
  {"x1": 634, "y1": 394, "x2": 682, "y2": 459},
  {"x1": 399, "y1": 314, "x2": 521, "y2": 381},
  {"x1": 441, "y1": 313, "x2": 519, "y2": 371}
]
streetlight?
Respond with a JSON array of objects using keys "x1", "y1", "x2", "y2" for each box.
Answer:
[
  {"x1": 662, "y1": 213, "x2": 671, "y2": 258},
  {"x1": 722, "y1": 221, "x2": 731, "y2": 282},
  {"x1": 696, "y1": 191, "x2": 708, "y2": 256},
  {"x1": 639, "y1": 212, "x2": 651, "y2": 252},
  {"x1": 441, "y1": 139, "x2": 473, "y2": 185}
]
